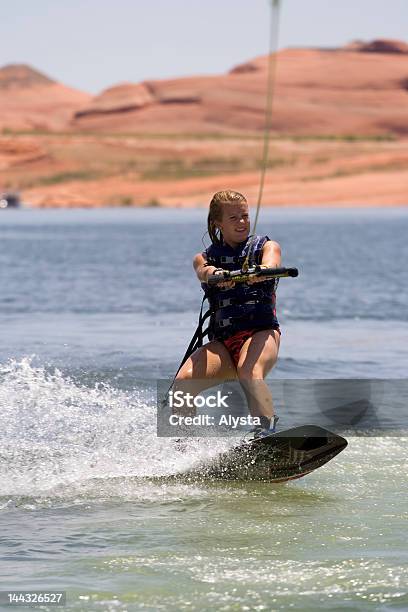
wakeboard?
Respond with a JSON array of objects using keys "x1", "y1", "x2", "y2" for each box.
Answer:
[{"x1": 187, "y1": 425, "x2": 348, "y2": 483}]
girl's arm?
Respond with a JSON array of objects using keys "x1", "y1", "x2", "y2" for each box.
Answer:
[
  {"x1": 193, "y1": 253, "x2": 235, "y2": 288},
  {"x1": 261, "y1": 240, "x2": 281, "y2": 268},
  {"x1": 246, "y1": 240, "x2": 282, "y2": 285},
  {"x1": 193, "y1": 253, "x2": 217, "y2": 283}
]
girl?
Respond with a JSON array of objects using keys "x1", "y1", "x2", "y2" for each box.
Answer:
[{"x1": 175, "y1": 190, "x2": 281, "y2": 438}]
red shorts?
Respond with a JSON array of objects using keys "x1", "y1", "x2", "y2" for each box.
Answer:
[{"x1": 222, "y1": 327, "x2": 280, "y2": 367}]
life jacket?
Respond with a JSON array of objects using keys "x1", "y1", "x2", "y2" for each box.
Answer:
[{"x1": 202, "y1": 235, "x2": 279, "y2": 341}]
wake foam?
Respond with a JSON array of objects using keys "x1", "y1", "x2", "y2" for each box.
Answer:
[{"x1": 0, "y1": 358, "x2": 231, "y2": 497}]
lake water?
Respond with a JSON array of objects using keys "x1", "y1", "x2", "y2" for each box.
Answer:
[{"x1": 0, "y1": 207, "x2": 407, "y2": 610}]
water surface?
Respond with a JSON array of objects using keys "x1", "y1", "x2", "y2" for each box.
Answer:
[{"x1": 0, "y1": 207, "x2": 407, "y2": 610}]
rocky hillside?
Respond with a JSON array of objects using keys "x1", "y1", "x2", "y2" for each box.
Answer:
[
  {"x1": 0, "y1": 64, "x2": 91, "y2": 131},
  {"x1": 70, "y1": 40, "x2": 408, "y2": 136}
]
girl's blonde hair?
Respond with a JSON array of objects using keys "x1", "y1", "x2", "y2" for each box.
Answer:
[{"x1": 207, "y1": 190, "x2": 247, "y2": 246}]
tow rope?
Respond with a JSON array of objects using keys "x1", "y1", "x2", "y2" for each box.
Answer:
[{"x1": 242, "y1": 0, "x2": 282, "y2": 271}]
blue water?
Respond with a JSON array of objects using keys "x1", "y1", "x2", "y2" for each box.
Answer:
[{"x1": 0, "y1": 207, "x2": 407, "y2": 610}]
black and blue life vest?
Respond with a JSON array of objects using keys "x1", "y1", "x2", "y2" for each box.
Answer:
[{"x1": 202, "y1": 235, "x2": 279, "y2": 341}]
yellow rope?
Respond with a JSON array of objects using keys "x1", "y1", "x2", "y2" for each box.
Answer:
[{"x1": 242, "y1": 0, "x2": 282, "y2": 271}]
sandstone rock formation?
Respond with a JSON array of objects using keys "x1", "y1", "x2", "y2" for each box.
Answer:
[
  {"x1": 70, "y1": 41, "x2": 408, "y2": 137},
  {"x1": 351, "y1": 39, "x2": 408, "y2": 54},
  {"x1": 0, "y1": 64, "x2": 91, "y2": 131}
]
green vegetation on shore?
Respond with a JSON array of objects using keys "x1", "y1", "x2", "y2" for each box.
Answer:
[
  {"x1": 140, "y1": 156, "x2": 296, "y2": 181},
  {"x1": 1, "y1": 128, "x2": 397, "y2": 142}
]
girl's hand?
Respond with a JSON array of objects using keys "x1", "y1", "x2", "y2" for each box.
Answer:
[
  {"x1": 246, "y1": 265, "x2": 270, "y2": 285},
  {"x1": 213, "y1": 269, "x2": 235, "y2": 289}
]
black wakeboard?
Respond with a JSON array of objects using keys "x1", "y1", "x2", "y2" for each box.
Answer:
[{"x1": 187, "y1": 425, "x2": 348, "y2": 483}]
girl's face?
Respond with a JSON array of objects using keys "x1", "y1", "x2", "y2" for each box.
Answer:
[{"x1": 216, "y1": 201, "x2": 250, "y2": 247}]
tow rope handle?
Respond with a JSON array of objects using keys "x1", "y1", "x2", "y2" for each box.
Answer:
[{"x1": 207, "y1": 266, "x2": 298, "y2": 286}]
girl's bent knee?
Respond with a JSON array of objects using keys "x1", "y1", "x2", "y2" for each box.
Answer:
[
  {"x1": 237, "y1": 365, "x2": 264, "y2": 381},
  {"x1": 175, "y1": 369, "x2": 193, "y2": 381}
]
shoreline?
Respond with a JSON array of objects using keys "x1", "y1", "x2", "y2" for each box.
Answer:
[
  {"x1": 2, "y1": 133, "x2": 408, "y2": 209},
  {"x1": 9, "y1": 202, "x2": 408, "y2": 212}
]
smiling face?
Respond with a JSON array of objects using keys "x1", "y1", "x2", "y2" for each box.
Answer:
[{"x1": 215, "y1": 201, "x2": 250, "y2": 248}]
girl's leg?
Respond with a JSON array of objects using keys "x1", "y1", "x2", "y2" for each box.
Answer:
[
  {"x1": 236, "y1": 330, "x2": 280, "y2": 423},
  {"x1": 173, "y1": 340, "x2": 237, "y2": 415}
]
